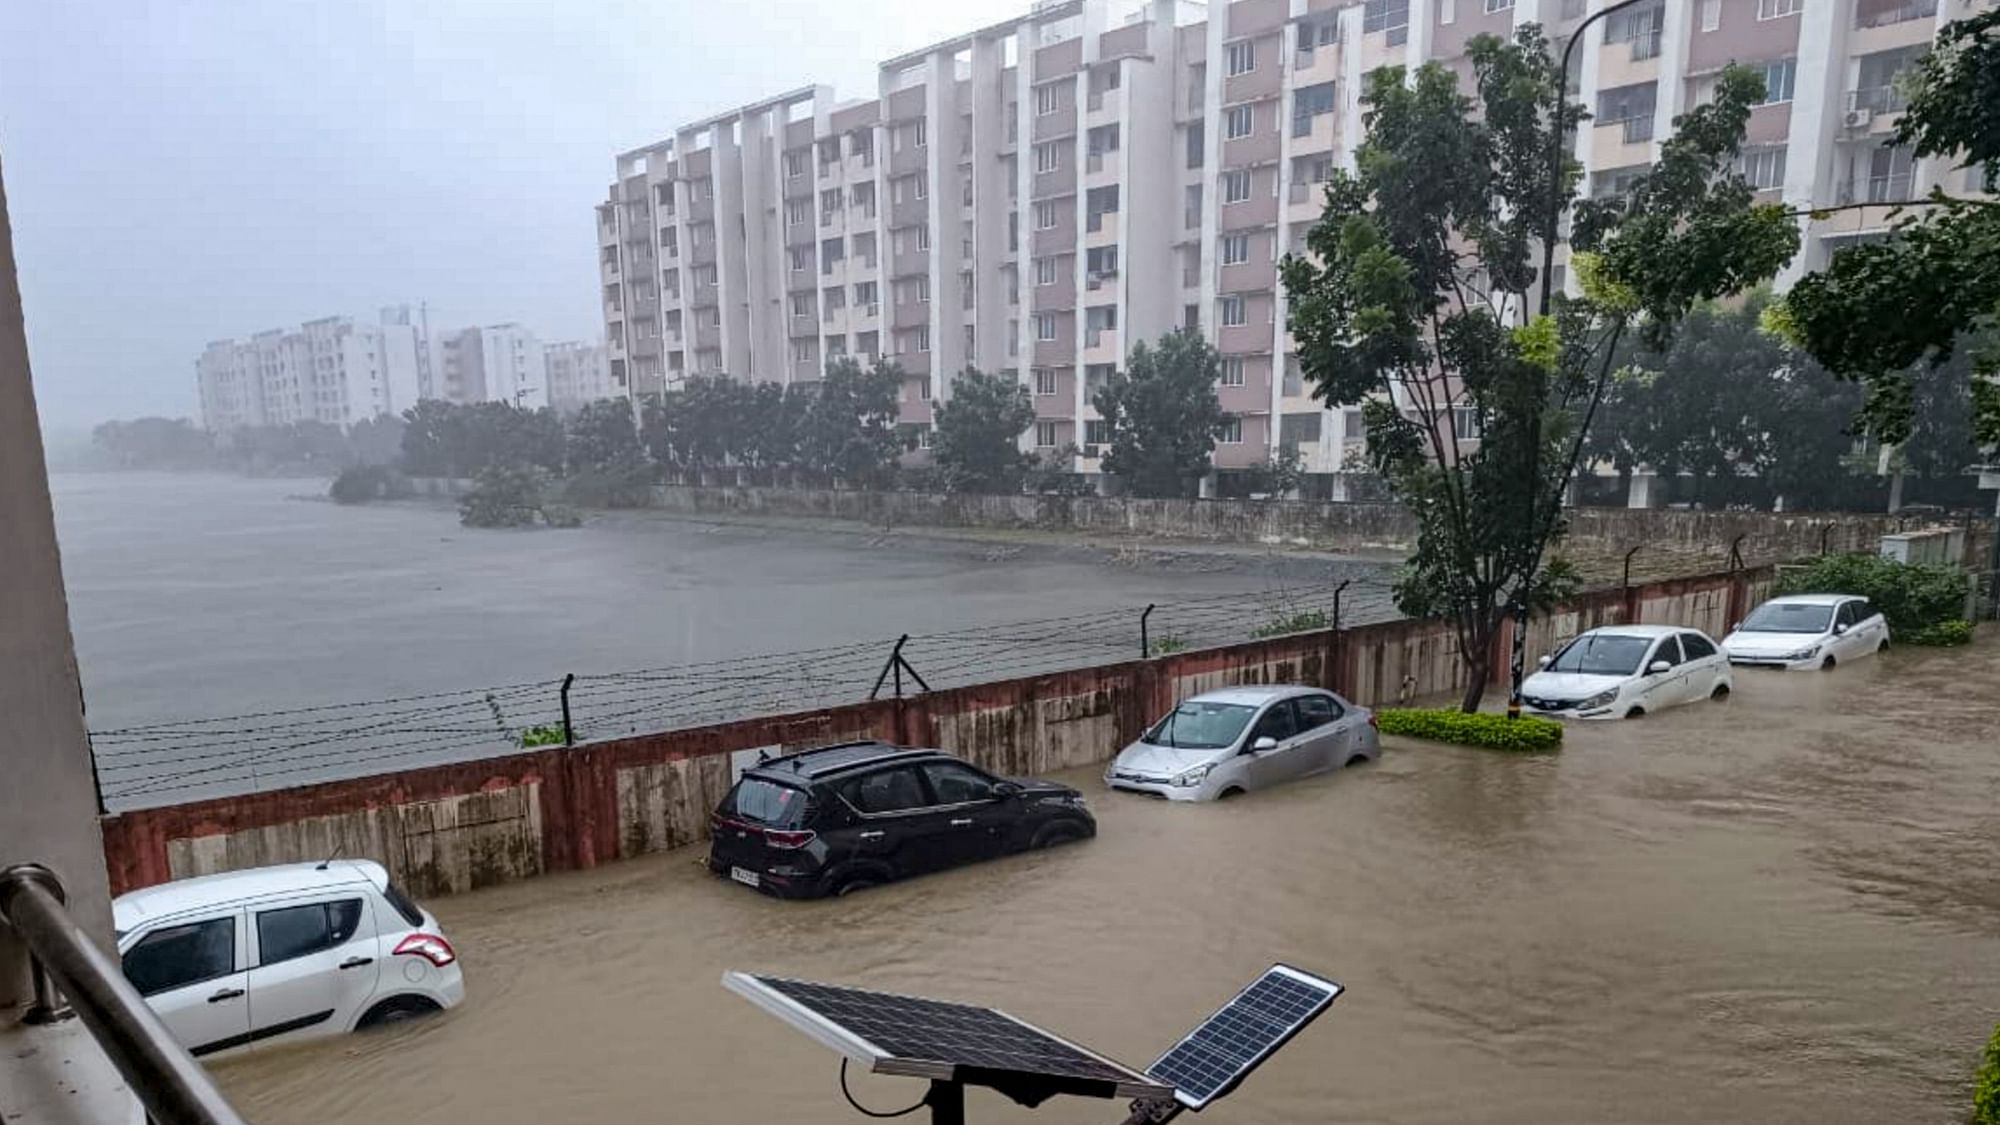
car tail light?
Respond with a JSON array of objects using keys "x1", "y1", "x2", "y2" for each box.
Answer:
[
  {"x1": 1368, "y1": 713, "x2": 1379, "y2": 730},
  {"x1": 763, "y1": 829, "x2": 817, "y2": 849},
  {"x1": 393, "y1": 933, "x2": 457, "y2": 967}
]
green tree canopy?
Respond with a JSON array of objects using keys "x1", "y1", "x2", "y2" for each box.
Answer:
[
  {"x1": 798, "y1": 356, "x2": 905, "y2": 485},
  {"x1": 1092, "y1": 328, "x2": 1228, "y2": 499},
  {"x1": 1282, "y1": 29, "x2": 1796, "y2": 710},
  {"x1": 930, "y1": 366, "x2": 1037, "y2": 493},
  {"x1": 564, "y1": 398, "x2": 641, "y2": 472}
]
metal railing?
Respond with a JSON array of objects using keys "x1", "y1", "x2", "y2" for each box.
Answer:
[
  {"x1": 0, "y1": 865, "x2": 250, "y2": 1125},
  {"x1": 1855, "y1": 0, "x2": 1937, "y2": 27},
  {"x1": 1848, "y1": 85, "x2": 1909, "y2": 114}
]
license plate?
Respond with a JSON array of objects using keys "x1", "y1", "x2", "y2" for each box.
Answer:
[{"x1": 730, "y1": 866, "x2": 761, "y2": 888}]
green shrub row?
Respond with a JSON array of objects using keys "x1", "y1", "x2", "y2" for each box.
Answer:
[
  {"x1": 1976, "y1": 1021, "x2": 2000, "y2": 1125},
  {"x1": 1903, "y1": 619, "x2": 1975, "y2": 646},
  {"x1": 1375, "y1": 708, "x2": 1563, "y2": 752},
  {"x1": 1773, "y1": 554, "x2": 1971, "y2": 635}
]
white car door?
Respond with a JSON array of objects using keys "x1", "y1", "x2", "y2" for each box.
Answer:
[
  {"x1": 1677, "y1": 632, "x2": 1722, "y2": 699},
  {"x1": 245, "y1": 895, "x2": 382, "y2": 1046},
  {"x1": 1638, "y1": 635, "x2": 1692, "y2": 711},
  {"x1": 1850, "y1": 600, "x2": 1889, "y2": 655},
  {"x1": 120, "y1": 910, "x2": 250, "y2": 1056}
]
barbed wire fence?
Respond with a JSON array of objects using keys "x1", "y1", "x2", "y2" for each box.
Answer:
[{"x1": 90, "y1": 578, "x2": 1411, "y2": 811}]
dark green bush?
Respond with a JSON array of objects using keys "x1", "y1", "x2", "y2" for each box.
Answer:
[
  {"x1": 560, "y1": 454, "x2": 655, "y2": 508},
  {"x1": 518, "y1": 723, "x2": 567, "y2": 748},
  {"x1": 1904, "y1": 619, "x2": 1975, "y2": 646},
  {"x1": 1376, "y1": 708, "x2": 1564, "y2": 752},
  {"x1": 1249, "y1": 608, "x2": 1331, "y2": 639},
  {"x1": 1773, "y1": 554, "x2": 1970, "y2": 635},
  {"x1": 328, "y1": 464, "x2": 413, "y2": 504},
  {"x1": 1976, "y1": 1021, "x2": 2000, "y2": 1125},
  {"x1": 458, "y1": 465, "x2": 544, "y2": 528}
]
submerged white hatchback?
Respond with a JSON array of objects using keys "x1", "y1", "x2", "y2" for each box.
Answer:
[
  {"x1": 1520, "y1": 624, "x2": 1733, "y2": 720},
  {"x1": 1720, "y1": 594, "x2": 1890, "y2": 670},
  {"x1": 1105, "y1": 685, "x2": 1379, "y2": 801},
  {"x1": 114, "y1": 860, "x2": 464, "y2": 1058}
]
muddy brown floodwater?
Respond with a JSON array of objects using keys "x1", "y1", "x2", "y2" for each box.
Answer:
[{"x1": 211, "y1": 637, "x2": 2000, "y2": 1124}]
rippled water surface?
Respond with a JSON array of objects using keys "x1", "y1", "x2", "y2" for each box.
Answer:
[{"x1": 212, "y1": 638, "x2": 2000, "y2": 1124}]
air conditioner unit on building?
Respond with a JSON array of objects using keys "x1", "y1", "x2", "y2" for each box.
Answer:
[{"x1": 1843, "y1": 108, "x2": 1874, "y2": 129}]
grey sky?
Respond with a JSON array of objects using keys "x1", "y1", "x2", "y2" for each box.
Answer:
[{"x1": 0, "y1": 0, "x2": 1023, "y2": 433}]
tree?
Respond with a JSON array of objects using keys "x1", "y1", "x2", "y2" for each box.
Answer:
[
  {"x1": 1779, "y1": 9, "x2": 2000, "y2": 454},
  {"x1": 91, "y1": 417, "x2": 215, "y2": 469},
  {"x1": 1282, "y1": 32, "x2": 1797, "y2": 710},
  {"x1": 798, "y1": 357, "x2": 904, "y2": 485},
  {"x1": 400, "y1": 400, "x2": 565, "y2": 478},
  {"x1": 1092, "y1": 329, "x2": 1228, "y2": 498},
  {"x1": 1239, "y1": 446, "x2": 1305, "y2": 499},
  {"x1": 347, "y1": 414, "x2": 405, "y2": 466},
  {"x1": 564, "y1": 398, "x2": 641, "y2": 472},
  {"x1": 930, "y1": 366, "x2": 1037, "y2": 492}
]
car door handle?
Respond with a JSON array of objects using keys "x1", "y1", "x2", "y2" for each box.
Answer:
[
  {"x1": 207, "y1": 987, "x2": 244, "y2": 1004},
  {"x1": 950, "y1": 818, "x2": 975, "y2": 827},
  {"x1": 339, "y1": 956, "x2": 374, "y2": 970},
  {"x1": 858, "y1": 830, "x2": 885, "y2": 840}
]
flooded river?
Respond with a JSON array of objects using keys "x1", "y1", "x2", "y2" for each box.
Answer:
[{"x1": 212, "y1": 638, "x2": 1999, "y2": 1123}]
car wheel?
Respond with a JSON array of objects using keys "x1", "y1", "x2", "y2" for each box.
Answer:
[
  {"x1": 1344, "y1": 752, "x2": 1372, "y2": 767},
  {"x1": 1624, "y1": 706, "x2": 1646, "y2": 719},
  {"x1": 357, "y1": 995, "x2": 442, "y2": 1030},
  {"x1": 1216, "y1": 786, "x2": 1247, "y2": 800},
  {"x1": 1821, "y1": 655, "x2": 1837, "y2": 671},
  {"x1": 1877, "y1": 638, "x2": 1889, "y2": 653},
  {"x1": 1031, "y1": 820, "x2": 1088, "y2": 849},
  {"x1": 833, "y1": 875, "x2": 878, "y2": 897},
  {"x1": 1711, "y1": 683, "x2": 1731, "y2": 700}
]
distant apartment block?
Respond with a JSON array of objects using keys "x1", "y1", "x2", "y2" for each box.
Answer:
[
  {"x1": 436, "y1": 324, "x2": 549, "y2": 409},
  {"x1": 544, "y1": 341, "x2": 616, "y2": 413},
  {"x1": 196, "y1": 306, "x2": 423, "y2": 431},
  {"x1": 595, "y1": 0, "x2": 1991, "y2": 479}
]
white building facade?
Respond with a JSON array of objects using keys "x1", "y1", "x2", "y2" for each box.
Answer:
[
  {"x1": 195, "y1": 308, "x2": 423, "y2": 430},
  {"x1": 544, "y1": 340, "x2": 617, "y2": 413}
]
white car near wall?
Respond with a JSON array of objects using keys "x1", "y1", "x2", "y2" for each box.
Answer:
[
  {"x1": 1521, "y1": 625, "x2": 1733, "y2": 720},
  {"x1": 1720, "y1": 594, "x2": 1890, "y2": 670}
]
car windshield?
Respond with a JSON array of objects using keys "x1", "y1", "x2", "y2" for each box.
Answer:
[
  {"x1": 1546, "y1": 634, "x2": 1652, "y2": 676},
  {"x1": 1739, "y1": 602, "x2": 1834, "y2": 633},
  {"x1": 1143, "y1": 701, "x2": 1257, "y2": 750}
]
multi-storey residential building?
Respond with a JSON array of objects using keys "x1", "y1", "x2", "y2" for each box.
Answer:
[
  {"x1": 544, "y1": 340, "x2": 617, "y2": 413},
  {"x1": 596, "y1": 0, "x2": 1989, "y2": 484},
  {"x1": 436, "y1": 323, "x2": 550, "y2": 409},
  {"x1": 195, "y1": 308, "x2": 423, "y2": 431}
]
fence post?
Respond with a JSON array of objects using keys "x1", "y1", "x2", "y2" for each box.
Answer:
[
  {"x1": 560, "y1": 673, "x2": 575, "y2": 747},
  {"x1": 1140, "y1": 603, "x2": 1155, "y2": 660},
  {"x1": 1622, "y1": 545, "x2": 1643, "y2": 622},
  {"x1": 1326, "y1": 580, "x2": 1350, "y2": 693}
]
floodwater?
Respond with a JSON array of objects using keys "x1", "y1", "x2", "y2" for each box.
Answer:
[
  {"x1": 211, "y1": 638, "x2": 2000, "y2": 1124},
  {"x1": 50, "y1": 473, "x2": 1392, "y2": 806}
]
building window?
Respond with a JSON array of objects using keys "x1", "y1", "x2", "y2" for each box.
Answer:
[
  {"x1": 1222, "y1": 169, "x2": 1252, "y2": 204},
  {"x1": 1756, "y1": 0, "x2": 1802, "y2": 17},
  {"x1": 914, "y1": 172, "x2": 928, "y2": 200},
  {"x1": 784, "y1": 151, "x2": 806, "y2": 179},
  {"x1": 1225, "y1": 40, "x2": 1256, "y2": 76},
  {"x1": 1222, "y1": 233, "x2": 1250, "y2": 265},
  {"x1": 914, "y1": 117, "x2": 927, "y2": 148},
  {"x1": 1221, "y1": 356, "x2": 1246, "y2": 386},
  {"x1": 1219, "y1": 416, "x2": 1243, "y2": 444},
  {"x1": 917, "y1": 225, "x2": 930, "y2": 250},
  {"x1": 1225, "y1": 105, "x2": 1255, "y2": 140},
  {"x1": 919, "y1": 378, "x2": 932, "y2": 400},
  {"x1": 1035, "y1": 142, "x2": 1062, "y2": 174},
  {"x1": 1036, "y1": 256, "x2": 1060, "y2": 286},
  {"x1": 792, "y1": 341, "x2": 814, "y2": 365},
  {"x1": 1036, "y1": 422, "x2": 1059, "y2": 448},
  {"x1": 1035, "y1": 82, "x2": 1061, "y2": 116},
  {"x1": 1186, "y1": 122, "x2": 1205, "y2": 169},
  {"x1": 1036, "y1": 368, "x2": 1058, "y2": 396},
  {"x1": 1745, "y1": 144, "x2": 1788, "y2": 189},
  {"x1": 1758, "y1": 57, "x2": 1796, "y2": 104},
  {"x1": 1484, "y1": 0, "x2": 1513, "y2": 11},
  {"x1": 1035, "y1": 313, "x2": 1058, "y2": 341},
  {"x1": 1220, "y1": 296, "x2": 1246, "y2": 326},
  {"x1": 916, "y1": 325, "x2": 931, "y2": 353},
  {"x1": 1699, "y1": 0, "x2": 1721, "y2": 32},
  {"x1": 1035, "y1": 199, "x2": 1060, "y2": 229},
  {"x1": 1363, "y1": 0, "x2": 1409, "y2": 34},
  {"x1": 791, "y1": 293, "x2": 813, "y2": 318}
]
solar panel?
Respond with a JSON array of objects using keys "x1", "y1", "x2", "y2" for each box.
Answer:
[
  {"x1": 723, "y1": 972, "x2": 1170, "y2": 1103},
  {"x1": 1146, "y1": 964, "x2": 1342, "y2": 1111}
]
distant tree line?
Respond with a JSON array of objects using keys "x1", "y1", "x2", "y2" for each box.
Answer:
[{"x1": 90, "y1": 415, "x2": 406, "y2": 474}]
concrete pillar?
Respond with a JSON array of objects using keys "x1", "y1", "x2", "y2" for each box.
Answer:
[
  {"x1": 1627, "y1": 470, "x2": 1659, "y2": 509},
  {"x1": 0, "y1": 153, "x2": 114, "y2": 1002}
]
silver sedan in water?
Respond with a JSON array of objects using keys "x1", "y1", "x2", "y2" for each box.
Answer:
[{"x1": 1104, "y1": 685, "x2": 1379, "y2": 801}]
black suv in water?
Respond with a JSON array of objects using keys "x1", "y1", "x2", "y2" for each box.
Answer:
[{"x1": 706, "y1": 741, "x2": 1094, "y2": 899}]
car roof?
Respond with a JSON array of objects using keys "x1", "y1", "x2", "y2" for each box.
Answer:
[
  {"x1": 1759, "y1": 593, "x2": 1853, "y2": 607},
  {"x1": 745, "y1": 740, "x2": 945, "y2": 782},
  {"x1": 1576, "y1": 624, "x2": 1698, "y2": 639},
  {"x1": 113, "y1": 859, "x2": 389, "y2": 932},
  {"x1": 1183, "y1": 685, "x2": 1326, "y2": 707}
]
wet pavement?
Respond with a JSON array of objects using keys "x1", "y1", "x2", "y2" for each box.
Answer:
[{"x1": 211, "y1": 635, "x2": 2000, "y2": 1124}]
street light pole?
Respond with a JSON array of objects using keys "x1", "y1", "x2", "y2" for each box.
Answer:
[{"x1": 1512, "y1": 0, "x2": 1653, "y2": 719}]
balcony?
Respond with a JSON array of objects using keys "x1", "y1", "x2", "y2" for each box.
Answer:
[
  {"x1": 1086, "y1": 150, "x2": 1107, "y2": 174},
  {"x1": 1628, "y1": 30, "x2": 1662, "y2": 61},
  {"x1": 1855, "y1": 0, "x2": 1937, "y2": 28},
  {"x1": 1621, "y1": 115, "x2": 1655, "y2": 144},
  {"x1": 1848, "y1": 85, "x2": 1910, "y2": 115}
]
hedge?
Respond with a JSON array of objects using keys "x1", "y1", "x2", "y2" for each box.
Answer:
[
  {"x1": 1903, "y1": 619, "x2": 1974, "y2": 647},
  {"x1": 1375, "y1": 709, "x2": 1563, "y2": 752},
  {"x1": 1977, "y1": 1021, "x2": 2000, "y2": 1125},
  {"x1": 1774, "y1": 554, "x2": 1970, "y2": 638}
]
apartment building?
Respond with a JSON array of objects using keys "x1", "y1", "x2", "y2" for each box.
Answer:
[
  {"x1": 545, "y1": 340, "x2": 617, "y2": 413},
  {"x1": 195, "y1": 307, "x2": 423, "y2": 431},
  {"x1": 595, "y1": 0, "x2": 1989, "y2": 482},
  {"x1": 436, "y1": 323, "x2": 549, "y2": 409}
]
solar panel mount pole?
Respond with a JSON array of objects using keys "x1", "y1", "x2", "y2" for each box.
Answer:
[
  {"x1": 927, "y1": 1080, "x2": 965, "y2": 1125},
  {"x1": 1114, "y1": 1096, "x2": 1184, "y2": 1125}
]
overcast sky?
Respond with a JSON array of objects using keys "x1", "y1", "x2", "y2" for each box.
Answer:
[{"x1": 0, "y1": 0, "x2": 1025, "y2": 433}]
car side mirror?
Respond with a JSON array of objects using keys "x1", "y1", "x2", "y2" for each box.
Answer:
[
  {"x1": 1833, "y1": 623, "x2": 1848, "y2": 635},
  {"x1": 1647, "y1": 660, "x2": 1671, "y2": 675},
  {"x1": 993, "y1": 780, "x2": 1024, "y2": 799},
  {"x1": 1536, "y1": 654, "x2": 1551, "y2": 667},
  {"x1": 1249, "y1": 736, "x2": 1279, "y2": 754},
  {"x1": 1730, "y1": 622, "x2": 1741, "y2": 633}
]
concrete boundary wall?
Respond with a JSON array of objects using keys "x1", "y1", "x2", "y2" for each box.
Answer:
[{"x1": 101, "y1": 567, "x2": 1775, "y2": 900}]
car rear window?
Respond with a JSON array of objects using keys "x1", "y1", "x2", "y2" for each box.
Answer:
[
  {"x1": 729, "y1": 777, "x2": 812, "y2": 828},
  {"x1": 381, "y1": 881, "x2": 427, "y2": 928}
]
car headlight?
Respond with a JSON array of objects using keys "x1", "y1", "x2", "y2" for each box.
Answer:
[
  {"x1": 1172, "y1": 763, "x2": 1214, "y2": 788},
  {"x1": 1580, "y1": 688, "x2": 1620, "y2": 710},
  {"x1": 1780, "y1": 644, "x2": 1821, "y2": 661}
]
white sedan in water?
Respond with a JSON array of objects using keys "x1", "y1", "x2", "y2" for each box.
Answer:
[
  {"x1": 1720, "y1": 594, "x2": 1890, "y2": 670},
  {"x1": 1520, "y1": 624, "x2": 1733, "y2": 720}
]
